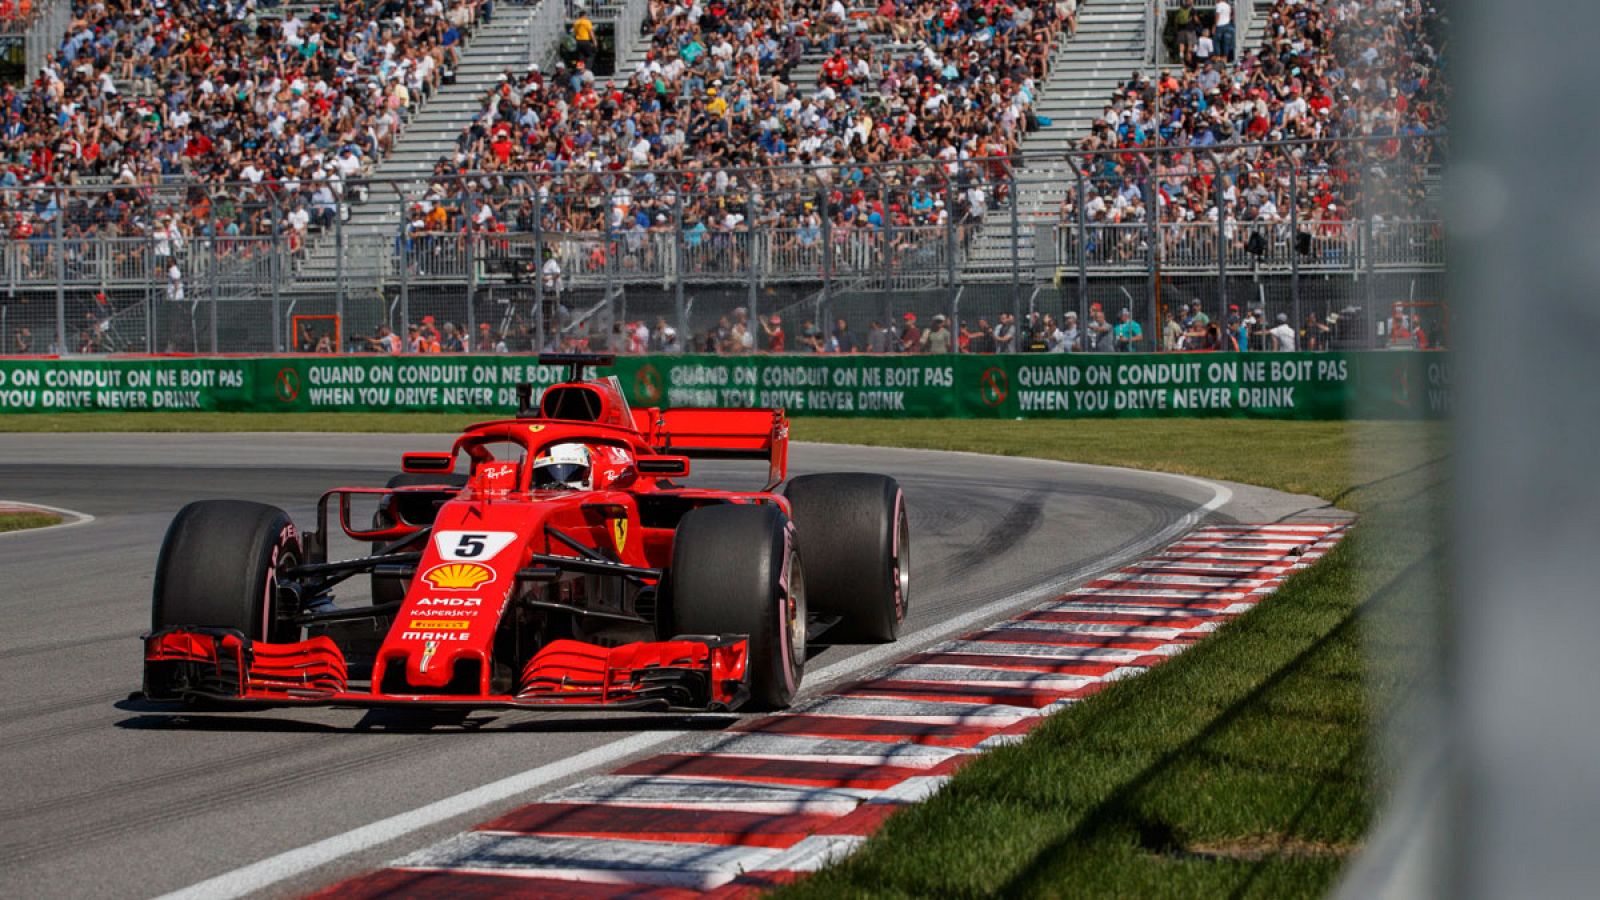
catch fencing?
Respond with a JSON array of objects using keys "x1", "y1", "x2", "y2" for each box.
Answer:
[{"x1": 0, "y1": 137, "x2": 1443, "y2": 358}]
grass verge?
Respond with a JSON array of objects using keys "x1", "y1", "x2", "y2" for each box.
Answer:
[
  {"x1": 0, "y1": 512, "x2": 63, "y2": 533},
  {"x1": 775, "y1": 420, "x2": 1447, "y2": 899},
  {"x1": 790, "y1": 419, "x2": 1442, "y2": 506}
]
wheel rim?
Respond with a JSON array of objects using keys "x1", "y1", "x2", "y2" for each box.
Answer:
[
  {"x1": 786, "y1": 550, "x2": 807, "y2": 669},
  {"x1": 264, "y1": 546, "x2": 297, "y2": 641},
  {"x1": 893, "y1": 505, "x2": 910, "y2": 621}
]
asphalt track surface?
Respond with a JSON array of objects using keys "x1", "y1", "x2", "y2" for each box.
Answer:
[{"x1": 0, "y1": 433, "x2": 1338, "y2": 899}]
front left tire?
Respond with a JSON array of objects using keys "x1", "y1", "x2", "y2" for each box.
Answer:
[{"x1": 152, "y1": 499, "x2": 302, "y2": 642}]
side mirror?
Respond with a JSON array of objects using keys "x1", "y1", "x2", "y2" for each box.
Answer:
[
  {"x1": 401, "y1": 452, "x2": 456, "y2": 474},
  {"x1": 636, "y1": 455, "x2": 691, "y2": 478},
  {"x1": 327, "y1": 488, "x2": 425, "y2": 542}
]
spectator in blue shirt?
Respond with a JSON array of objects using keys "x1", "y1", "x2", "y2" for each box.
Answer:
[{"x1": 1114, "y1": 309, "x2": 1143, "y2": 351}]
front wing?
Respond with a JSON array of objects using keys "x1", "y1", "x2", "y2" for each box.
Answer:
[{"x1": 143, "y1": 628, "x2": 750, "y2": 712}]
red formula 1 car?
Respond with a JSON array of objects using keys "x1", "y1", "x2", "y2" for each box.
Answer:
[{"x1": 142, "y1": 355, "x2": 909, "y2": 713}]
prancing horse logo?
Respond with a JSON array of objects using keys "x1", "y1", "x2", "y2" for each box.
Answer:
[{"x1": 610, "y1": 517, "x2": 628, "y2": 555}]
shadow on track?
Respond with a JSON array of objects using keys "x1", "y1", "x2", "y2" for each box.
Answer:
[{"x1": 113, "y1": 694, "x2": 738, "y2": 736}]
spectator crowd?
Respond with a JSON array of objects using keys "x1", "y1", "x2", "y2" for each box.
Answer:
[
  {"x1": 1, "y1": 0, "x2": 491, "y2": 254},
  {"x1": 349, "y1": 296, "x2": 1360, "y2": 356},
  {"x1": 3, "y1": 0, "x2": 1443, "y2": 356},
  {"x1": 1061, "y1": 0, "x2": 1447, "y2": 270},
  {"x1": 412, "y1": 0, "x2": 1075, "y2": 264}
]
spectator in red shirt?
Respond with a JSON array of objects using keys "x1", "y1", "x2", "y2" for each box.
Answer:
[
  {"x1": 899, "y1": 313, "x2": 921, "y2": 352},
  {"x1": 490, "y1": 132, "x2": 514, "y2": 166},
  {"x1": 762, "y1": 314, "x2": 786, "y2": 352},
  {"x1": 183, "y1": 128, "x2": 212, "y2": 159}
]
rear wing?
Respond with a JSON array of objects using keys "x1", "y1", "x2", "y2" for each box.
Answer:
[{"x1": 646, "y1": 408, "x2": 790, "y2": 490}]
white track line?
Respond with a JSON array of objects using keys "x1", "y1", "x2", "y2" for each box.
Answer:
[
  {"x1": 153, "y1": 732, "x2": 687, "y2": 900},
  {"x1": 0, "y1": 499, "x2": 96, "y2": 537},
  {"x1": 155, "y1": 472, "x2": 1232, "y2": 900},
  {"x1": 396, "y1": 834, "x2": 780, "y2": 890}
]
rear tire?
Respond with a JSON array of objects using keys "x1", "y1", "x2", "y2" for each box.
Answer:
[
  {"x1": 668, "y1": 503, "x2": 805, "y2": 710},
  {"x1": 783, "y1": 473, "x2": 909, "y2": 642},
  {"x1": 370, "y1": 472, "x2": 468, "y2": 606},
  {"x1": 377, "y1": 472, "x2": 468, "y2": 528},
  {"x1": 152, "y1": 500, "x2": 302, "y2": 642}
]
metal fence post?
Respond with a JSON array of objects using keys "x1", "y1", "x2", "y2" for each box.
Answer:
[
  {"x1": 940, "y1": 175, "x2": 953, "y2": 347},
  {"x1": 944, "y1": 172, "x2": 958, "y2": 346},
  {"x1": 1289, "y1": 162, "x2": 1301, "y2": 344},
  {"x1": 614, "y1": 196, "x2": 627, "y2": 348},
  {"x1": 1074, "y1": 164, "x2": 1089, "y2": 349},
  {"x1": 878, "y1": 180, "x2": 893, "y2": 297},
  {"x1": 821, "y1": 187, "x2": 833, "y2": 331},
  {"x1": 144, "y1": 235, "x2": 155, "y2": 354},
  {"x1": 879, "y1": 181, "x2": 893, "y2": 325},
  {"x1": 53, "y1": 197, "x2": 66, "y2": 354},
  {"x1": 601, "y1": 186, "x2": 615, "y2": 348},
  {"x1": 396, "y1": 191, "x2": 410, "y2": 348},
  {"x1": 1008, "y1": 168, "x2": 1021, "y2": 344},
  {"x1": 152, "y1": 232, "x2": 164, "y2": 353},
  {"x1": 464, "y1": 182, "x2": 478, "y2": 343},
  {"x1": 952, "y1": 286, "x2": 963, "y2": 354},
  {"x1": 1209, "y1": 150, "x2": 1226, "y2": 317},
  {"x1": 1363, "y1": 164, "x2": 1378, "y2": 348},
  {"x1": 269, "y1": 194, "x2": 284, "y2": 352},
  {"x1": 673, "y1": 189, "x2": 687, "y2": 345},
  {"x1": 334, "y1": 200, "x2": 346, "y2": 353},
  {"x1": 208, "y1": 232, "x2": 220, "y2": 353},
  {"x1": 1146, "y1": 162, "x2": 1161, "y2": 347},
  {"x1": 533, "y1": 184, "x2": 545, "y2": 353},
  {"x1": 747, "y1": 190, "x2": 759, "y2": 330}
]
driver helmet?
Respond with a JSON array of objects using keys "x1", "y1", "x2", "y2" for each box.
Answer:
[{"x1": 532, "y1": 442, "x2": 592, "y2": 490}]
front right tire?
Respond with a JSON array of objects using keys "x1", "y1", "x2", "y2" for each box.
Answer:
[{"x1": 667, "y1": 503, "x2": 805, "y2": 710}]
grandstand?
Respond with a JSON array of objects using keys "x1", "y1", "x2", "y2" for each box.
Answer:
[
  {"x1": 961, "y1": 0, "x2": 1265, "y2": 277},
  {"x1": 293, "y1": 2, "x2": 577, "y2": 282},
  {"x1": 0, "y1": 0, "x2": 1445, "y2": 355}
]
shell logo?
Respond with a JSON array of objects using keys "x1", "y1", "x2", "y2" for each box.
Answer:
[{"x1": 421, "y1": 563, "x2": 494, "y2": 591}]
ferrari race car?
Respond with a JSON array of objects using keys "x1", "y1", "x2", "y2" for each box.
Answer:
[{"x1": 141, "y1": 354, "x2": 909, "y2": 713}]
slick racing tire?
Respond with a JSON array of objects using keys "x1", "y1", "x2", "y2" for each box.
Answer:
[
  {"x1": 370, "y1": 472, "x2": 469, "y2": 607},
  {"x1": 669, "y1": 503, "x2": 806, "y2": 710},
  {"x1": 783, "y1": 473, "x2": 909, "y2": 643},
  {"x1": 152, "y1": 499, "x2": 302, "y2": 642}
]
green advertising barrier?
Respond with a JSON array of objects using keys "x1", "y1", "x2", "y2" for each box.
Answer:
[{"x1": 0, "y1": 352, "x2": 1453, "y2": 419}]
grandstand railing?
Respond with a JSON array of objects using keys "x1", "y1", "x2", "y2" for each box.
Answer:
[
  {"x1": 1053, "y1": 219, "x2": 1427, "y2": 274},
  {"x1": 0, "y1": 137, "x2": 1445, "y2": 354}
]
